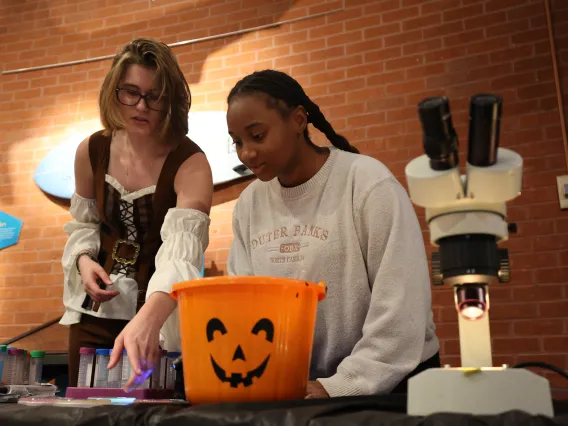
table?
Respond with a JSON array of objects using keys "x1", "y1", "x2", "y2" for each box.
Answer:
[{"x1": 1, "y1": 395, "x2": 568, "y2": 425}]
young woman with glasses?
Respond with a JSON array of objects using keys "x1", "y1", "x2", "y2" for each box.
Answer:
[{"x1": 59, "y1": 38, "x2": 213, "y2": 390}]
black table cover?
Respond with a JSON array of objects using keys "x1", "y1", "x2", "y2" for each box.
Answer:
[{"x1": 1, "y1": 395, "x2": 568, "y2": 425}]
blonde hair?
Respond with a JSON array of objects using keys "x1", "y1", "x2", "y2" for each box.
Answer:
[{"x1": 99, "y1": 38, "x2": 190, "y2": 141}]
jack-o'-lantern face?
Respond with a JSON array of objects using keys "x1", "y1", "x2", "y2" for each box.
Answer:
[{"x1": 206, "y1": 317, "x2": 274, "y2": 388}]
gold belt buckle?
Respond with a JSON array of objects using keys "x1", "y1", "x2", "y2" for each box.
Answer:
[{"x1": 112, "y1": 239, "x2": 140, "y2": 265}]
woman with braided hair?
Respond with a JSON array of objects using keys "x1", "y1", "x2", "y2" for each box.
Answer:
[{"x1": 226, "y1": 70, "x2": 440, "y2": 399}]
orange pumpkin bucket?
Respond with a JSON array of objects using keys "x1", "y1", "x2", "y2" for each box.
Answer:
[{"x1": 170, "y1": 276, "x2": 326, "y2": 405}]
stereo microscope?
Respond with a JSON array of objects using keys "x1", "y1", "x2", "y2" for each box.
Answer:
[{"x1": 405, "y1": 94, "x2": 554, "y2": 417}]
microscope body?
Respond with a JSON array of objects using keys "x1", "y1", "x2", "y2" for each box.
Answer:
[
  {"x1": 406, "y1": 148, "x2": 522, "y2": 368},
  {"x1": 405, "y1": 95, "x2": 554, "y2": 417}
]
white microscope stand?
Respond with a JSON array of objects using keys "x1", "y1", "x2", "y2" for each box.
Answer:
[{"x1": 407, "y1": 310, "x2": 554, "y2": 417}]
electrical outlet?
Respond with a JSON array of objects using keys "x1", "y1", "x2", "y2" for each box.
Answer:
[{"x1": 557, "y1": 175, "x2": 568, "y2": 210}]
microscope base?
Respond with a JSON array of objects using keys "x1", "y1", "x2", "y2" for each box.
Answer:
[{"x1": 407, "y1": 366, "x2": 554, "y2": 417}]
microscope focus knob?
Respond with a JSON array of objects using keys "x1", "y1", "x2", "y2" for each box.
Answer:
[
  {"x1": 498, "y1": 248, "x2": 511, "y2": 283},
  {"x1": 431, "y1": 252, "x2": 443, "y2": 286}
]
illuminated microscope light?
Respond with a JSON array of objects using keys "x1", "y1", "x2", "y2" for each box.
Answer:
[{"x1": 455, "y1": 284, "x2": 488, "y2": 321}]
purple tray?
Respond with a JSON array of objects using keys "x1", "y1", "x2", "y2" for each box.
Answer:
[{"x1": 65, "y1": 387, "x2": 175, "y2": 400}]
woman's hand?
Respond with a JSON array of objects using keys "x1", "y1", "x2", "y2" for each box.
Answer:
[
  {"x1": 305, "y1": 380, "x2": 330, "y2": 399},
  {"x1": 108, "y1": 292, "x2": 177, "y2": 392},
  {"x1": 108, "y1": 310, "x2": 160, "y2": 391},
  {"x1": 78, "y1": 255, "x2": 119, "y2": 303}
]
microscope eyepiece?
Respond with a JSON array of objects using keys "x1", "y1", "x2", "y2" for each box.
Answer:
[
  {"x1": 467, "y1": 94, "x2": 502, "y2": 167},
  {"x1": 418, "y1": 96, "x2": 459, "y2": 171}
]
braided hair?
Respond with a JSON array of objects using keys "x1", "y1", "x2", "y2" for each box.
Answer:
[{"x1": 227, "y1": 69, "x2": 359, "y2": 154}]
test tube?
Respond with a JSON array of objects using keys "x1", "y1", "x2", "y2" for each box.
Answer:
[
  {"x1": 0, "y1": 345, "x2": 6, "y2": 384},
  {"x1": 77, "y1": 347, "x2": 96, "y2": 388},
  {"x1": 151, "y1": 349, "x2": 167, "y2": 389},
  {"x1": 107, "y1": 349, "x2": 123, "y2": 388},
  {"x1": 93, "y1": 349, "x2": 111, "y2": 388},
  {"x1": 23, "y1": 350, "x2": 31, "y2": 385},
  {"x1": 11, "y1": 349, "x2": 19, "y2": 384},
  {"x1": 159, "y1": 349, "x2": 167, "y2": 389},
  {"x1": 15, "y1": 349, "x2": 25, "y2": 384},
  {"x1": 139, "y1": 373, "x2": 151, "y2": 389},
  {"x1": 4, "y1": 348, "x2": 18, "y2": 385},
  {"x1": 28, "y1": 351, "x2": 45, "y2": 384},
  {"x1": 120, "y1": 350, "x2": 131, "y2": 389},
  {"x1": 165, "y1": 352, "x2": 180, "y2": 390}
]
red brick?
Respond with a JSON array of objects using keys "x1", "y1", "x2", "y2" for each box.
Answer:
[
  {"x1": 466, "y1": 11, "x2": 507, "y2": 30},
  {"x1": 542, "y1": 337, "x2": 568, "y2": 353},
  {"x1": 493, "y1": 337, "x2": 540, "y2": 354},
  {"x1": 533, "y1": 235, "x2": 568, "y2": 251},
  {"x1": 486, "y1": 19, "x2": 531, "y2": 38},
  {"x1": 310, "y1": 46, "x2": 345, "y2": 62},
  {"x1": 364, "y1": 23, "x2": 401, "y2": 40},
  {"x1": 557, "y1": 219, "x2": 568, "y2": 234},
  {"x1": 386, "y1": 79, "x2": 426, "y2": 95},
  {"x1": 424, "y1": 45, "x2": 467, "y2": 64},
  {"x1": 425, "y1": 23, "x2": 464, "y2": 41},
  {"x1": 506, "y1": 3, "x2": 546, "y2": 21},
  {"x1": 347, "y1": 113, "x2": 386, "y2": 128},
  {"x1": 488, "y1": 0, "x2": 532, "y2": 12},
  {"x1": 490, "y1": 45, "x2": 535, "y2": 63},
  {"x1": 491, "y1": 72, "x2": 537, "y2": 90},
  {"x1": 364, "y1": 47, "x2": 402, "y2": 65},
  {"x1": 420, "y1": 0, "x2": 461, "y2": 16},
  {"x1": 406, "y1": 62, "x2": 447, "y2": 79},
  {"x1": 403, "y1": 14, "x2": 442, "y2": 31},
  {"x1": 467, "y1": 35, "x2": 511, "y2": 55},
  {"x1": 329, "y1": 31, "x2": 364, "y2": 48},
  {"x1": 345, "y1": 15, "x2": 387, "y2": 32},
  {"x1": 511, "y1": 28, "x2": 548, "y2": 45},
  {"x1": 366, "y1": 122, "x2": 407, "y2": 139},
  {"x1": 366, "y1": 96, "x2": 406, "y2": 112},
  {"x1": 385, "y1": 55, "x2": 423, "y2": 71},
  {"x1": 386, "y1": 107, "x2": 415, "y2": 123},
  {"x1": 490, "y1": 302, "x2": 539, "y2": 320},
  {"x1": 512, "y1": 284, "x2": 564, "y2": 302},
  {"x1": 381, "y1": 7, "x2": 420, "y2": 24},
  {"x1": 292, "y1": 39, "x2": 325, "y2": 54},
  {"x1": 514, "y1": 55, "x2": 553, "y2": 73},
  {"x1": 534, "y1": 268, "x2": 568, "y2": 284},
  {"x1": 401, "y1": 0, "x2": 422, "y2": 5},
  {"x1": 443, "y1": 4, "x2": 484, "y2": 22},
  {"x1": 518, "y1": 82, "x2": 557, "y2": 100},
  {"x1": 541, "y1": 96, "x2": 562, "y2": 110},
  {"x1": 514, "y1": 319, "x2": 564, "y2": 336},
  {"x1": 275, "y1": 53, "x2": 309, "y2": 68},
  {"x1": 362, "y1": 0, "x2": 400, "y2": 15},
  {"x1": 403, "y1": 38, "x2": 443, "y2": 56}
]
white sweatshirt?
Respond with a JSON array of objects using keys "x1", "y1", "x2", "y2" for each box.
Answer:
[{"x1": 228, "y1": 149, "x2": 439, "y2": 397}]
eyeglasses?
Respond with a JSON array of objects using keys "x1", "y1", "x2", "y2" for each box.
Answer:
[{"x1": 115, "y1": 88, "x2": 166, "y2": 111}]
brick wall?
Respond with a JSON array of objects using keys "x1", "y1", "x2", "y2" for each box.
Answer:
[{"x1": 1, "y1": 0, "x2": 567, "y2": 389}]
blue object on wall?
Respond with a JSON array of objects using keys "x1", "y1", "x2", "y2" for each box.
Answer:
[
  {"x1": 0, "y1": 211, "x2": 23, "y2": 250},
  {"x1": 200, "y1": 256, "x2": 205, "y2": 277},
  {"x1": 34, "y1": 138, "x2": 81, "y2": 199},
  {"x1": 34, "y1": 111, "x2": 251, "y2": 200}
]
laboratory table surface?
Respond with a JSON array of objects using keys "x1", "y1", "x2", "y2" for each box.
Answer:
[{"x1": 1, "y1": 394, "x2": 568, "y2": 426}]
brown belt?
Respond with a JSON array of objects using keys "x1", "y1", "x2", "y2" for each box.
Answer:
[{"x1": 83, "y1": 233, "x2": 153, "y2": 312}]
